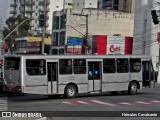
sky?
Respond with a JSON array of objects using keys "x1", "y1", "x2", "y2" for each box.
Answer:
[{"x1": 0, "y1": 0, "x2": 10, "y2": 25}]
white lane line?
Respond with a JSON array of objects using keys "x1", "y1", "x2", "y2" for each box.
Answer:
[
  {"x1": 36, "y1": 117, "x2": 47, "y2": 120},
  {"x1": 62, "y1": 101, "x2": 75, "y2": 105},
  {"x1": 150, "y1": 100, "x2": 160, "y2": 103},
  {"x1": 119, "y1": 102, "x2": 132, "y2": 105},
  {"x1": 134, "y1": 101, "x2": 151, "y2": 104},
  {"x1": 76, "y1": 101, "x2": 90, "y2": 104},
  {"x1": 90, "y1": 100, "x2": 116, "y2": 106}
]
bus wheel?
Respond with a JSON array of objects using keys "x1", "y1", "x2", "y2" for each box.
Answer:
[
  {"x1": 64, "y1": 84, "x2": 77, "y2": 98},
  {"x1": 128, "y1": 82, "x2": 138, "y2": 95}
]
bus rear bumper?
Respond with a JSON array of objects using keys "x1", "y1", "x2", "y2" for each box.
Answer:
[{"x1": 3, "y1": 85, "x2": 22, "y2": 94}]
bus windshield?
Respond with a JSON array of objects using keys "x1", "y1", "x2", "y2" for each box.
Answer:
[{"x1": 5, "y1": 57, "x2": 20, "y2": 70}]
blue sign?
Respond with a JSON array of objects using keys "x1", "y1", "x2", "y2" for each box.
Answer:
[{"x1": 67, "y1": 37, "x2": 82, "y2": 45}]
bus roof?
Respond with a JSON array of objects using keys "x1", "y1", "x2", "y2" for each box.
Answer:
[{"x1": 4, "y1": 54, "x2": 151, "y2": 59}]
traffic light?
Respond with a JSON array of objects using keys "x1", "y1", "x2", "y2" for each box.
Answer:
[
  {"x1": 151, "y1": 10, "x2": 159, "y2": 25},
  {"x1": 39, "y1": 14, "x2": 46, "y2": 27}
]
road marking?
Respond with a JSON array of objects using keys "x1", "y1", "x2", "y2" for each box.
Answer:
[
  {"x1": 62, "y1": 101, "x2": 75, "y2": 105},
  {"x1": 150, "y1": 100, "x2": 160, "y2": 103},
  {"x1": 119, "y1": 102, "x2": 132, "y2": 105},
  {"x1": 76, "y1": 101, "x2": 90, "y2": 104},
  {"x1": 90, "y1": 100, "x2": 116, "y2": 106},
  {"x1": 36, "y1": 117, "x2": 47, "y2": 120},
  {"x1": 0, "y1": 97, "x2": 7, "y2": 111},
  {"x1": 134, "y1": 101, "x2": 151, "y2": 104}
]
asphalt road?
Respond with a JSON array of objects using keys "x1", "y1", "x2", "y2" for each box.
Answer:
[{"x1": 1, "y1": 83, "x2": 160, "y2": 120}]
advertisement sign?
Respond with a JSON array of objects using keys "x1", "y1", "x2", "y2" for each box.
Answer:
[
  {"x1": 107, "y1": 36, "x2": 125, "y2": 55},
  {"x1": 67, "y1": 37, "x2": 82, "y2": 45}
]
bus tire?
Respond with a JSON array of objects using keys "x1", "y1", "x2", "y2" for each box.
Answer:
[
  {"x1": 64, "y1": 84, "x2": 77, "y2": 98},
  {"x1": 128, "y1": 82, "x2": 138, "y2": 95}
]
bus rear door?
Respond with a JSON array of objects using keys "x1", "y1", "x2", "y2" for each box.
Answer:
[{"x1": 142, "y1": 60, "x2": 155, "y2": 88}]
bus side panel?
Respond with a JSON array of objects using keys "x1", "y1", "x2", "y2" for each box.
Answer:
[
  {"x1": 102, "y1": 74, "x2": 129, "y2": 92},
  {"x1": 58, "y1": 74, "x2": 88, "y2": 94},
  {"x1": 130, "y1": 72, "x2": 142, "y2": 89},
  {"x1": 23, "y1": 75, "x2": 48, "y2": 95}
]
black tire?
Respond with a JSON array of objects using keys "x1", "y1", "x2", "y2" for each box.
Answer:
[
  {"x1": 64, "y1": 84, "x2": 77, "y2": 98},
  {"x1": 128, "y1": 82, "x2": 138, "y2": 95}
]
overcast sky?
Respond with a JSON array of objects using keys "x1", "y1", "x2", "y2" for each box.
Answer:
[{"x1": 0, "y1": 0, "x2": 10, "y2": 24}]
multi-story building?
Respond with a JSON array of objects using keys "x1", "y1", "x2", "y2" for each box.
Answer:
[
  {"x1": 10, "y1": 0, "x2": 51, "y2": 34},
  {"x1": 10, "y1": 0, "x2": 99, "y2": 35},
  {"x1": 51, "y1": 8, "x2": 134, "y2": 54},
  {"x1": 98, "y1": 0, "x2": 135, "y2": 13},
  {"x1": 72, "y1": 0, "x2": 98, "y2": 9}
]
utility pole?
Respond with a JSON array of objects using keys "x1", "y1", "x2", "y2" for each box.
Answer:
[
  {"x1": 41, "y1": 0, "x2": 47, "y2": 54},
  {"x1": 73, "y1": 13, "x2": 89, "y2": 54},
  {"x1": 0, "y1": 19, "x2": 3, "y2": 56}
]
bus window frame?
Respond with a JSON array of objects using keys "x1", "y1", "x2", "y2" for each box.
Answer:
[
  {"x1": 130, "y1": 58, "x2": 141, "y2": 73},
  {"x1": 59, "y1": 59, "x2": 73, "y2": 75},
  {"x1": 73, "y1": 59, "x2": 86, "y2": 74},
  {"x1": 117, "y1": 58, "x2": 129, "y2": 73},
  {"x1": 26, "y1": 59, "x2": 46, "y2": 76},
  {"x1": 103, "y1": 58, "x2": 116, "y2": 74}
]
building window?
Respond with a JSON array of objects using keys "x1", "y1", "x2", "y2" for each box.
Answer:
[
  {"x1": 53, "y1": 16, "x2": 59, "y2": 30},
  {"x1": 60, "y1": 31, "x2": 65, "y2": 45},
  {"x1": 77, "y1": 3, "x2": 79, "y2": 6},
  {"x1": 60, "y1": 14, "x2": 66, "y2": 29},
  {"x1": 90, "y1": 3, "x2": 92, "y2": 5},
  {"x1": 56, "y1": 6, "x2": 59, "y2": 8},
  {"x1": 52, "y1": 32, "x2": 59, "y2": 46}
]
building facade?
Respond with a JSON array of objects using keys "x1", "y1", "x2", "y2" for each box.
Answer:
[
  {"x1": 133, "y1": 0, "x2": 160, "y2": 72},
  {"x1": 51, "y1": 8, "x2": 134, "y2": 54},
  {"x1": 98, "y1": 0, "x2": 135, "y2": 13},
  {"x1": 10, "y1": 0, "x2": 51, "y2": 34}
]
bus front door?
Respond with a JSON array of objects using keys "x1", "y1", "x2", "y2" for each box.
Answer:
[
  {"x1": 142, "y1": 61, "x2": 155, "y2": 88},
  {"x1": 88, "y1": 62, "x2": 102, "y2": 92},
  {"x1": 47, "y1": 62, "x2": 58, "y2": 94}
]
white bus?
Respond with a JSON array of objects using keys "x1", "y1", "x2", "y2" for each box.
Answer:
[{"x1": 3, "y1": 54, "x2": 156, "y2": 98}]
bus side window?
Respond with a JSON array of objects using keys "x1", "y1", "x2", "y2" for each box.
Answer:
[
  {"x1": 74, "y1": 59, "x2": 86, "y2": 74},
  {"x1": 26, "y1": 59, "x2": 46, "y2": 76},
  {"x1": 103, "y1": 59, "x2": 115, "y2": 73},
  {"x1": 59, "y1": 59, "x2": 72, "y2": 75},
  {"x1": 130, "y1": 58, "x2": 141, "y2": 73},
  {"x1": 117, "y1": 59, "x2": 129, "y2": 73}
]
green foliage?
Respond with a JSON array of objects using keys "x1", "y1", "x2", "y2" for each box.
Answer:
[{"x1": 3, "y1": 14, "x2": 31, "y2": 46}]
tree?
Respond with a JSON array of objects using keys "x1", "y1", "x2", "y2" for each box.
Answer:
[{"x1": 3, "y1": 14, "x2": 31, "y2": 50}]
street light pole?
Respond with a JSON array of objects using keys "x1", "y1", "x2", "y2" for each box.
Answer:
[{"x1": 2, "y1": 18, "x2": 32, "y2": 42}]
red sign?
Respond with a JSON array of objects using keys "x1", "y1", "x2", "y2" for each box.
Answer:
[
  {"x1": 109, "y1": 45, "x2": 121, "y2": 52},
  {"x1": 2, "y1": 43, "x2": 8, "y2": 51},
  {"x1": 157, "y1": 32, "x2": 160, "y2": 42}
]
